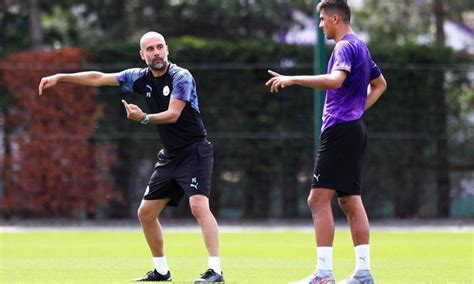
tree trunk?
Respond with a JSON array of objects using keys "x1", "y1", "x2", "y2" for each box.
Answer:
[
  {"x1": 434, "y1": 0, "x2": 445, "y2": 45},
  {"x1": 28, "y1": 0, "x2": 43, "y2": 49}
]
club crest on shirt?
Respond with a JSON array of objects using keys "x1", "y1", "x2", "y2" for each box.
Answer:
[{"x1": 163, "y1": 85, "x2": 170, "y2": 97}]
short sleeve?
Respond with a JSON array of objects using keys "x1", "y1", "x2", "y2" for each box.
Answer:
[
  {"x1": 331, "y1": 41, "x2": 352, "y2": 73},
  {"x1": 171, "y1": 69, "x2": 194, "y2": 101},
  {"x1": 369, "y1": 60, "x2": 382, "y2": 81},
  {"x1": 116, "y1": 68, "x2": 145, "y2": 93}
]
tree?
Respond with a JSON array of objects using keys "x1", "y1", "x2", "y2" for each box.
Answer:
[
  {"x1": 0, "y1": 48, "x2": 121, "y2": 218},
  {"x1": 353, "y1": 0, "x2": 473, "y2": 45},
  {"x1": 353, "y1": 0, "x2": 433, "y2": 45},
  {"x1": 1, "y1": 0, "x2": 315, "y2": 56},
  {"x1": 28, "y1": 0, "x2": 44, "y2": 49},
  {"x1": 354, "y1": 0, "x2": 464, "y2": 217}
]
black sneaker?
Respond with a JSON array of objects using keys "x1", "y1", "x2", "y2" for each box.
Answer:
[
  {"x1": 131, "y1": 269, "x2": 172, "y2": 282},
  {"x1": 194, "y1": 269, "x2": 224, "y2": 283}
]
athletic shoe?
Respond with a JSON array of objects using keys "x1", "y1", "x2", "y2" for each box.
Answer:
[
  {"x1": 337, "y1": 270, "x2": 374, "y2": 284},
  {"x1": 194, "y1": 268, "x2": 224, "y2": 283},
  {"x1": 290, "y1": 270, "x2": 336, "y2": 284},
  {"x1": 131, "y1": 269, "x2": 172, "y2": 282}
]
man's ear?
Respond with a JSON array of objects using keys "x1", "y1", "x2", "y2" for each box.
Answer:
[{"x1": 139, "y1": 49, "x2": 145, "y2": 61}]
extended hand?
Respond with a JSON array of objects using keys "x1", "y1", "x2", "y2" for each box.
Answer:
[
  {"x1": 265, "y1": 70, "x2": 293, "y2": 93},
  {"x1": 38, "y1": 75, "x2": 59, "y2": 96},
  {"x1": 122, "y1": 100, "x2": 145, "y2": 122}
]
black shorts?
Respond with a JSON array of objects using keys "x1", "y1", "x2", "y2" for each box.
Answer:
[
  {"x1": 144, "y1": 139, "x2": 213, "y2": 206},
  {"x1": 312, "y1": 119, "x2": 367, "y2": 197}
]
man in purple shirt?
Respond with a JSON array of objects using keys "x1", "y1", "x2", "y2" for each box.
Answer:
[{"x1": 266, "y1": 0, "x2": 387, "y2": 283}]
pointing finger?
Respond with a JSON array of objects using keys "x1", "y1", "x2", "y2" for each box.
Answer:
[
  {"x1": 268, "y1": 70, "x2": 280, "y2": 77},
  {"x1": 121, "y1": 100, "x2": 131, "y2": 111}
]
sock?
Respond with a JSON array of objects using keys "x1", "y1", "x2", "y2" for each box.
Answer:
[
  {"x1": 316, "y1": 247, "x2": 333, "y2": 271},
  {"x1": 153, "y1": 256, "x2": 169, "y2": 275},
  {"x1": 354, "y1": 244, "x2": 371, "y2": 271},
  {"x1": 208, "y1": 256, "x2": 221, "y2": 274}
]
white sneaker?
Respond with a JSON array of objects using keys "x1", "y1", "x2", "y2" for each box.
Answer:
[
  {"x1": 290, "y1": 270, "x2": 336, "y2": 284},
  {"x1": 337, "y1": 270, "x2": 374, "y2": 284}
]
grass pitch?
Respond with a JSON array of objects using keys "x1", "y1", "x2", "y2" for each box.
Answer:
[{"x1": 1, "y1": 228, "x2": 472, "y2": 283}]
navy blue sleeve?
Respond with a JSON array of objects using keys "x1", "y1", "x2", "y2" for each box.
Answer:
[{"x1": 116, "y1": 68, "x2": 146, "y2": 93}]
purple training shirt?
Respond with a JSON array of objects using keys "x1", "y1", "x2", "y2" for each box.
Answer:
[{"x1": 321, "y1": 34, "x2": 381, "y2": 134}]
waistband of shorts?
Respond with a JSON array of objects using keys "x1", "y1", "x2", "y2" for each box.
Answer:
[
  {"x1": 321, "y1": 118, "x2": 363, "y2": 136},
  {"x1": 162, "y1": 137, "x2": 208, "y2": 156}
]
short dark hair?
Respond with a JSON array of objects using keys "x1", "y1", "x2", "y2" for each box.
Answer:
[{"x1": 317, "y1": 0, "x2": 351, "y2": 23}]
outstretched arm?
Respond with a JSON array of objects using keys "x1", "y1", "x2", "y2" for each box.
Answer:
[
  {"x1": 121, "y1": 98, "x2": 186, "y2": 125},
  {"x1": 365, "y1": 74, "x2": 387, "y2": 110},
  {"x1": 38, "y1": 71, "x2": 120, "y2": 95},
  {"x1": 265, "y1": 69, "x2": 347, "y2": 93}
]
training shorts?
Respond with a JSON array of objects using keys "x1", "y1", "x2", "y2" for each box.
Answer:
[
  {"x1": 312, "y1": 118, "x2": 367, "y2": 197},
  {"x1": 144, "y1": 139, "x2": 213, "y2": 206}
]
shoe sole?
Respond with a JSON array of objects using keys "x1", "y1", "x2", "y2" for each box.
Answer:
[{"x1": 130, "y1": 278, "x2": 172, "y2": 282}]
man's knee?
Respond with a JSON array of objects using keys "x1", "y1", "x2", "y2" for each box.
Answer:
[
  {"x1": 137, "y1": 205, "x2": 156, "y2": 223},
  {"x1": 190, "y1": 202, "x2": 208, "y2": 219},
  {"x1": 307, "y1": 188, "x2": 334, "y2": 210},
  {"x1": 338, "y1": 195, "x2": 363, "y2": 216}
]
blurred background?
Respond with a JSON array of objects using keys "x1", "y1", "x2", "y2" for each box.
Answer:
[{"x1": 0, "y1": 0, "x2": 473, "y2": 221}]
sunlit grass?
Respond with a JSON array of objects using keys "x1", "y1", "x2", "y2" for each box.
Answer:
[{"x1": 1, "y1": 229, "x2": 472, "y2": 283}]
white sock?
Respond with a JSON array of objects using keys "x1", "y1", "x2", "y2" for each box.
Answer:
[
  {"x1": 208, "y1": 256, "x2": 221, "y2": 274},
  {"x1": 316, "y1": 247, "x2": 333, "y2": 271},
  {"x1": 354, "y1": 244, "x2": 371, "y2": 271},
  {"x1": 153, "y1": 256, "x2": 169, "y2": 275}
]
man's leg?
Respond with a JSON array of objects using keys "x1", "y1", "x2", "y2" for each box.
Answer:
[
  {"x1": 338, "y1": 195, "x2": 369, "y2": 245},
  {"x1": 189, "y1": 194, "x2": 224, "y2": 283},
  {"x1": 132, "y1": 198, "x2": 172, "y2": 282},
  {"x1": 338, "y1": 195, "x2": 374, "y2": 283},
  {"x1": 292, "y1": 188, "x2": 337, "y2": 283},
  {"x1": 308, "y1": 188, "x2": 336, "y2": 247},
  {"x1": 189, "y1": 194, "x2": 220, "y2": 256},
  {"x1": 138, "y1": 198, "x2": 170, "y2": 257}
]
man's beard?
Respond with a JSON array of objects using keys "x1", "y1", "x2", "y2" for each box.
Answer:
[{"x1": 148, "y1": 59, "x2": 168, "y2": 71}]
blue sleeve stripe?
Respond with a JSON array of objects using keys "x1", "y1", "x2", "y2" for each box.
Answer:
[
  {"x1": 171, "y1": 68, "x2": 200, "y2": 113},
  {"x1": 171, "y1": 70, "x2": 193, "y2": 101}
]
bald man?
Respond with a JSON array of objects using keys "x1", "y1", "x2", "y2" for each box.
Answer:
[{"x1": 39, "y1": 32, "x2": 224, "y2": 283}]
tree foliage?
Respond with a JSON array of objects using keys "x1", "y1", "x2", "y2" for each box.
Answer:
[
  {"x1": 89, "y1": 38, "x2": 472, "y2": 219},
  {"x1": 352, "y1": 0, "x2": 473, "y2": 45},
  {"x1": 0, "y1": 48, "x2": 121, "y2": 218},
  {"x1": 0, "y1": 0, "x2": 312, "y2": 56},
  {"x1": 353, "y1": 0, "x2": 433, "y2": 44},
  {"x1": 1, "y1": 0, "x2": 473, "y2": 219}
]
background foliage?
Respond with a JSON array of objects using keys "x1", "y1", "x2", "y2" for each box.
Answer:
[
  {"x1": 0, "y1": 48, "x2": 120, "y2": 218},
  {"x1": 0, "y1": 0, "x2": 473, "y2": 220}
]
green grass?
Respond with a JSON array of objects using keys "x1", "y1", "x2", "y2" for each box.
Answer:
[{"x1": 1, "y1": 229, "x2": 473, "y2": 283}]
